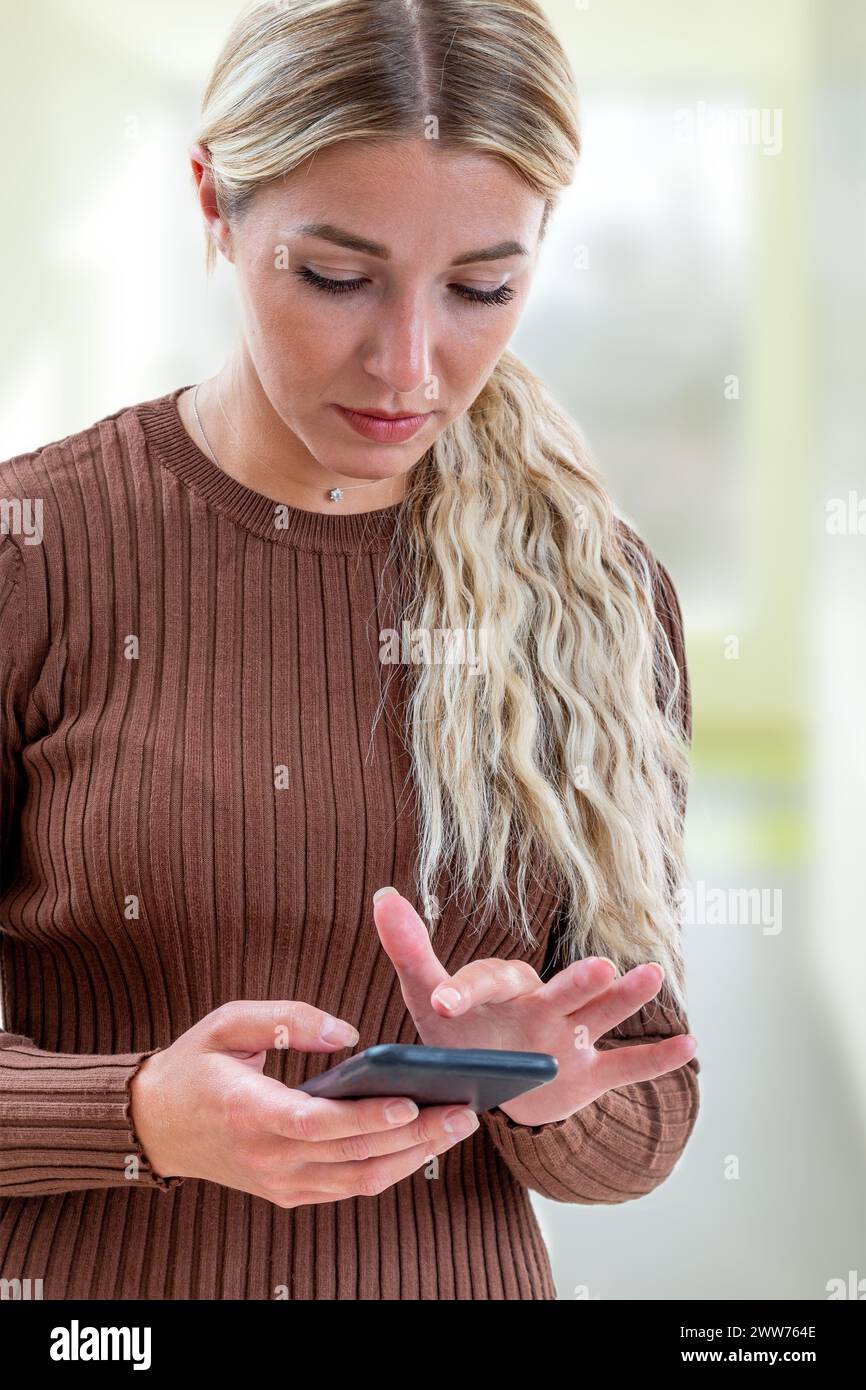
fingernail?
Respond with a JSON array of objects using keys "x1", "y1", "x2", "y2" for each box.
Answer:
[
  {"x1": 373, "y1": 886, "x2": 398, "y2": 903},
  {"x1": 320, "y1": 1018, "x2": 360, "y2": 1046},
  {"x1": 443, "y1": 1107, "x2": 479, "y2": 1136},
  {"x1": 434, "y1": 987, "x2": 462, "y2": 1011},
  {"x1": 646, "y1": 962, "x2": 664, "y2": 982},
  {"x1": 385, "y1": 1100, "x2": 418, "y2": 1124}
]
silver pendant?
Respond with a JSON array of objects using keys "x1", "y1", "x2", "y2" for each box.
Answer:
[{"x1": 329, "y1": 488, "x2": 343, "y2": 501}]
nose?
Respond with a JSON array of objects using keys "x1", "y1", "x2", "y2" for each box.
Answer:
[{"x1": 361, "y1": 289, "x2": 433, "y2": 397}]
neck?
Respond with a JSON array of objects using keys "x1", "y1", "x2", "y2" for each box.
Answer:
[{"x1": 181, "y1": 351, "x2": 411, "y2": 515}]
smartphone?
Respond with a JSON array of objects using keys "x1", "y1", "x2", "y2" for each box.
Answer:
[{"x1": 297, "y1": 1044, "x2": 558, "y2": 1114}]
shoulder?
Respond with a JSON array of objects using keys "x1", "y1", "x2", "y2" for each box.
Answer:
[
  {"x1": 0, "y1": 389, "x2": 165, "y2": 508},
  {"x1": 613, "y1": 513, "x2": 679, "y2": 594},
  {"x1": 613, "y1": 513, "x2": 691, "y2": 742},
  {"x1": 0, "y1": 389, "x2": 173, "y2": 647},
  {"x1": 0, "y1": 386, "x2": 177, "y2": 556},
  {"x1": 613, "y1": 514, "x2": 686, "y2": 648}
]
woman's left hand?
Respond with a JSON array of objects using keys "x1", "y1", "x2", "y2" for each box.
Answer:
[{"x1": 373, "y1": 888, "x2": 698, "y2": 1127}]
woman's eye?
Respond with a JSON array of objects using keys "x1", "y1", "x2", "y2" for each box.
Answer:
[
  {"x1": 294, "y1": 266, "x2": 368, "y2": 295},
  {"x1": 294, "y1": 265, "x2": 515, "y2": 308},
  {"x1": 450, "y1": 283, "x2": 515, "y2": 307}
]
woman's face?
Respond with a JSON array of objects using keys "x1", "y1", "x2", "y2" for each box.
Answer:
[{"x1": 203, "y1": 136, "x2": 546, "y2": 485}]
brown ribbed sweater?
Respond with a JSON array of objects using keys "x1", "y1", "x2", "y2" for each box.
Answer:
[{"x1": 0, "y1": 385, "x2": 699, "y2": 1300}]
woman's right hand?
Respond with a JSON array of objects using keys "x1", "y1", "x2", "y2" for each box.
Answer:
[{"x1": 128, "y1": 1000, "x2": 480, "y2": 1208}]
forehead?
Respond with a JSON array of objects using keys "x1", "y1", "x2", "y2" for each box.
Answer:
[{"x1": 252, "y1": 137, "x2": 546, "y2": 258}]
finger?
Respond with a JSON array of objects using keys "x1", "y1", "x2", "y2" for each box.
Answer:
[
  {"x1": 430, "y1": 958, "x2": 541, "y2": 1016},
  {"x1": 201, "y1": 999, "x2": 359, "y2": 1056},
  {"x1": 372, "y1": 888, "x2": 451, "y2": 1023},
  {"x1": 593, "y1": 1033, "x2": 698, "y2": 1090},
  {"x1": 262, "y1": 1128, "x2": 466, "y2": 1207},
  {"x1": 250, "y1": 1077, "x2": 478, "y2": 1149},
  {"x1": 572, "y1": 963, "x2": 667, "y2": 1042},
  {"x1": 298, "y1": 1125, "x2": 478, "y2": 1198},
  {"x1": 247, "y1": 1079, "x2": 430, "y2": 1143},
  {"x1": 265, "y1": 1102, "x2": 480, "y2": 1164},
  {"x1": 532, "y1": 957, "x2": 618, "y2": 1015}
]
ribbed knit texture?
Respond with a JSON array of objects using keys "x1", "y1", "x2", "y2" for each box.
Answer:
[{"x1": 0, "y1": 385, "x2": 700, "y2": 1299}]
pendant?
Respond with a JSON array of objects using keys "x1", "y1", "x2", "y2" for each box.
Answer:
[{"x1": 329, "y1": 488, "x2": 343, "y2": 501}]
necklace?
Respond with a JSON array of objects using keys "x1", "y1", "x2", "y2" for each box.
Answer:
[{"x1": 191, "y1": 380, "x2": 394, "y2": 504}]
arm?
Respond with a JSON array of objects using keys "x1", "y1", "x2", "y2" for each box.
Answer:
[
  {"x1": 480, "y1": 535, "x2": 699, "y2": 1203},
  {"x1": 0, "y1": 1034, "x2": 183, "y2": 1196},
  {"x1": 0, "y1": 528, "x2": 182, "y2": 1196}
]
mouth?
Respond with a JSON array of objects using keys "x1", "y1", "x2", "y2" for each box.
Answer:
[
  {"x1": 332, "y1": 404, "x2": 434, "y2": 443},
  {"x1": 351, "y1": 408, "x2": 424, "y2": 420}
]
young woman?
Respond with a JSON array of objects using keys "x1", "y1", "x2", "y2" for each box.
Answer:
[{"x1": 0, "y1": 0, "x2": 700, "y2": 1300}]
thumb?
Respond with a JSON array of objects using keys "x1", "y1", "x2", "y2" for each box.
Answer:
[{"x1": 198, "y1": 999, "x2": 360, "y2": 1058}]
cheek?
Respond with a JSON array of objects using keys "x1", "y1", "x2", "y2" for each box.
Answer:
[
  {"x1": 445, "y1": 311, "x2": 519, "y2": 391},
  {"x1": 244, "y1": 275, "x2": 347, "y2": 382},
  {"x1": 243, "y1": 270, "x2": 299, "y2": 346}
]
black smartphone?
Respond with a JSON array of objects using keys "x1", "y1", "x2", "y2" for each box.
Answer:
[{"x1": 297, "y1": 1044, "x2": 558, "y2": 1114}]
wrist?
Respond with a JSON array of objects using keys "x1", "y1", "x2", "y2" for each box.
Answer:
[{"x1": 129, "y1": 1051, "x2": 176, "y2": 1180}]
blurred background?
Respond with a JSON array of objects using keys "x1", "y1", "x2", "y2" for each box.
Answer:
[{"x1": 1, "y1": 0, "x2": 864, "y2": 1299}]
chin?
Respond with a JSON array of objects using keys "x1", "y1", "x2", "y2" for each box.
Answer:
[
  {"x1": 332, "y1": 460, "x2": 407, "y2": 486},
  {"x1": 314, "y1": 438, "x2": 418, "y2": 485}
]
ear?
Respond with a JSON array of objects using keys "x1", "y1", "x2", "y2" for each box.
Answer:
[{"x1": 189, "y1": 141, "x2": 234, "y2": 265}]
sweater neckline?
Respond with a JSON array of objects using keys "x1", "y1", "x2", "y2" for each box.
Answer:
[{"x1": 136, "y1": 384, "x2": 405, "y2": 554}]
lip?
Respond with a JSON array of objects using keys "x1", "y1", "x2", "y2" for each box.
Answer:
[{"x1": 333, "y1": 404, "x2": 433, "y2": 443}]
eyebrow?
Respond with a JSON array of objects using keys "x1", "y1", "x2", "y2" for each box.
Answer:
[{"x1": 289, "y1": 223, "x2": 528, "y2": 266}]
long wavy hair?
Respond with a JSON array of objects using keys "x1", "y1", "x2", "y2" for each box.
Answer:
[{"x1": 194, "y1": 0, "x2": 694, "y2": 1019}]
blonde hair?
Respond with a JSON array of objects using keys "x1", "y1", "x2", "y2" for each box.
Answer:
[{"x1": 194, "y1": 0, "x2": 694, "y2": 1020}]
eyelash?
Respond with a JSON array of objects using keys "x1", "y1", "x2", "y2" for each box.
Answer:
[{"x1": 294, "y1": 265, "x2": 515, "y2": 307}]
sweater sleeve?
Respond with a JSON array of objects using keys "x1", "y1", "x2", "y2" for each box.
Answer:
[
  {"x1": 0, "y1": 530, "x2": 182, "y2": 1196},
  {"x1": 479, "y1": 539, "x2": 700, "y2": 1204}
]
